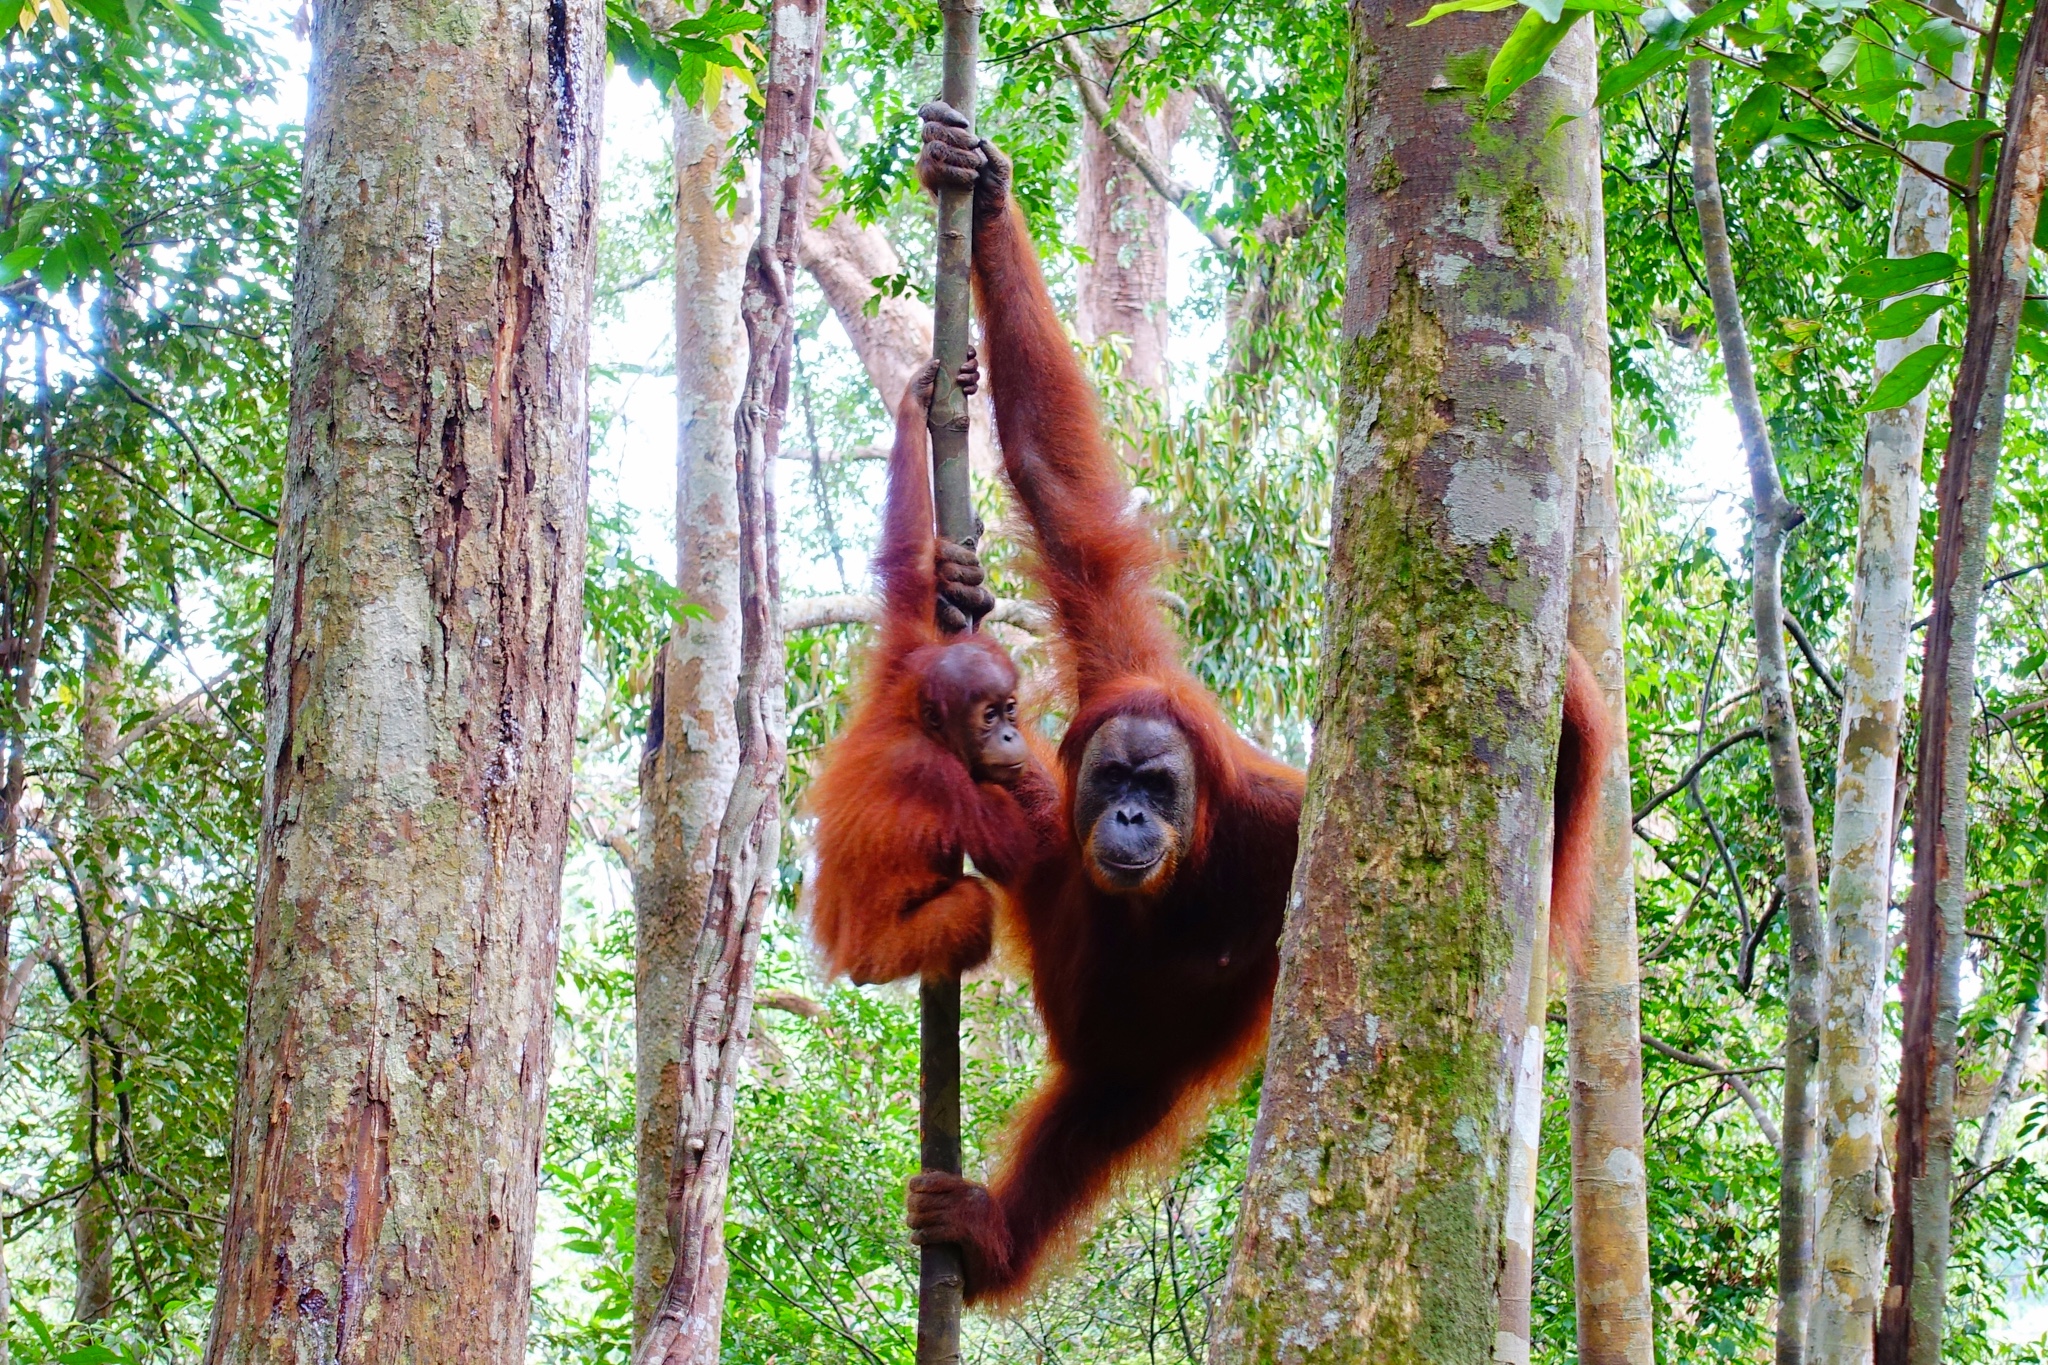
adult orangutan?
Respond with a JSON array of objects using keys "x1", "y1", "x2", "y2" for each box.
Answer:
[{"x1": 904, "y1": 103, "x2": 1615, "y2": 1305}]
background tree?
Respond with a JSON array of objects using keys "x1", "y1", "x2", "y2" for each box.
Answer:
[{"x1": 201, "y1": 0, "x2": 606, "y2": 1358}]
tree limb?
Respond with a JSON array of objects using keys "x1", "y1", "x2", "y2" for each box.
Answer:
[
  {"x1": 1056, "y1": 36, "x2": 1237, "y2": 258},
  {"x1": 1631, "y1": 726, "x2": 1766, "y2": 824}
]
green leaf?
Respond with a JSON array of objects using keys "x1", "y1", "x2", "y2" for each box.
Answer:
[
  {"x1": 1866, "y1": 292, "x2": 1951, "y2": 337},
  {"x1": 1823, "y1": 75, "x2": 1921, "y2": 105},
  {"x1": 1818, "y1": 32, "x2": 1860, "y2": 76},
  {"x1": 2017, "y1": 646, "x2": 2048, "y2": 677},
  {"x1": 1596, "y1": 39, "x2": 1686, "y2": 105},
  {"x1": 1758, "y1": 49, "x2": 1827, "y2": 86},
  {"x1": 57, "y1": 1349, "x2": 126, "y2": 1365},
  {"x1": 1900, "y1": 116, "x2": 2003, "y2": 144},
  {"x1": 0, "y1": 245, "x2": 39, "y2": 284},
  {"x1": 1410, "y1": 0, "x2": 1516, "y2": 22},
  {"x1": 1835, "y1": 250, "x2": 1958, "y2": 298},
  {"x1": 1910, "y1": 14, "x2": 1968, "y2": 59},
  {"x1": 1860, "y1": 342, "x2": 1955, "y2": 410},
  {"x1": 1680, "y1": 0, "x2": 1748, "y2": 37},
  {"x1": 1854, "y1": 17, "x2": 1905, "y2": 84},
  {"x1": 1725, "y1": 85, "x2": 1783, "y2": 162},
  {"x1": 1945, "y1": 135, "x2": 1997, "y2": 185},
  {"x1": 1484, "y1": 6, "x2": 1584, "y2": 108},
  {"x1": 1780, "y1": 116, "x2": 1842, "y2": 145}
]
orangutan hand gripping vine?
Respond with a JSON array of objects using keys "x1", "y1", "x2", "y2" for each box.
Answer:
[
  {"x1": 802, "y1": 355, "x2": 1061, "y2": 987},
  {"x1": 905, "y1": 103, "x2": 1616, "y2": 1306}
]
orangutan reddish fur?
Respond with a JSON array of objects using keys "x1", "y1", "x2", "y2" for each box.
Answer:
[
  {"x1": 905, "y1": 162, "x2": 1615, "y2": 1306},
  {"x1": 802, "y1": 377, "x2": 1058, "y2": 987}
]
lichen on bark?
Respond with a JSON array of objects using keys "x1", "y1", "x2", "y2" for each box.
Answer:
[
  {"x1": 1211, "y1": 5, "x2": 1606, "y2": 1360},
  {"x1": 203, "y1": 1, "x2": 606, "y2": 1360}
]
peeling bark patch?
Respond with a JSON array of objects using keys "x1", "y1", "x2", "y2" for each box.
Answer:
[{"x1": 335, "y1": 1091, "x2": 390, "y2": 1352}]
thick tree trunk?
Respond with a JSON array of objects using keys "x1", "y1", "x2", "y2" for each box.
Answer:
[
  {"x1": 1688, "y1": 60, "x2": 1827, "y2": 1365},
  {"x1": 633, "y1": 70, "x2": 753, "y2": 1343},
  {"x1": 632, "y1": 0, "x2": 818, "y2": 1358},
  {"x1": 1210, "y1": 8, "x2": 1602, "y2": 1359},
  {"x1": 1565, "y1": 259, "x2": 1654, "y2": 1365},
  {"x1": 201, "y1": 0, "x2": 604, "y2": 1359},
  {"x1": 1808, "y1": 37, "x2": 1971, "y2": 1365},
  {"x1": 1074, "y1": 64, "x2": 1191, "y2": 399},
  {"x1": 1879, "y1": 12, "x2": 2048, "y2": 1361}
]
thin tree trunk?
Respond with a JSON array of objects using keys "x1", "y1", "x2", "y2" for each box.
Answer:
[
  {"x1": 72, "y1": 469, "x2": 125, "y2": 1325},
  {"x1": 1808, "y1": 33, "x2": 1973, "y2": 1363},
  {"x1": 1565, "y1": 241, "x2": 1654, "y2": 1365},
  {"x1": 1880, "y1": 12, "x2": 2048, "y2": 1359},
  {"x1": 202, "y1": 0, "x2": 604, "y2": 1357},
  {"x1": 1687, "y1": 59, "x2": 1827, "y2": 1365},
  {"x1": 632, "y1": 0, "x2": 818, "y2": 1356},
  {"x1": 633, "y1": 68, "x2": 753, "y2": 1343},
  {"x1": 1210, "y1": 6, "x2": 1603, "y2": 1358},
  {"x1": 798, "y1": 123, "x2": 995, "y2": 474},
  {"x1": 0, "y1": 341, "x2": 61, "y2": 1365},
  {"x1": 1972, "y1": 890, "x2": 2045, "y2": 1166}
]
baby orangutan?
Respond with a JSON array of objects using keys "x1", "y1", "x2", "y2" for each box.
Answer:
[{"x1": 802, "y1": 354, "x2": 1058, "y2": 985}]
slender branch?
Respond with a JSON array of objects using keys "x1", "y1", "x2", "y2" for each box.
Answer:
[
  {"x1": 1784, "y1": 612, "x2": 1842, "y2": 702},
  {"x1": 1644, "y1": 1034, "x2": 1784, "y2": 1150},
  {"x1": 1913, "y1": 560, "x2": 2048, "y2": 628},
  {"x1": 1632, "y1": 726, "x2": 1766, "y2": 824},
  {"x1": 997, "y1": 0, "x2": 1190, "y2": 64},
  {"x1": 1056, "y1": 36, "x2": 1238, "y2": 258}
]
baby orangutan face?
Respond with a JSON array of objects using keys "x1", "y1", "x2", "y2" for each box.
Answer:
[{"x1": 920, "y1": 641, "x2": 1028, "y2": 784}]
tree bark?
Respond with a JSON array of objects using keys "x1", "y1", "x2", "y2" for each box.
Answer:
[
  {"x1": 1808, "y1": 34, "x2": 1972, "y2": 1364},
  {"x1": 1688, "y1": 59, "x2": 1827, "y2": 1365},
  {"x1": 202, "y1": 0, "x2": 604, "y2": 1358},
  {"x1": 1879, "y1": 11, "x2": 2048, "y2": 1360},
  {"x1": 1497, "y1": 909, "x2": 1550, "y2": 1365},
  {"x1": 1564, "y1": 231, "x2": 1654, "y2": 1365},
  {"x1": 632, "y1": 0, "x2": 818, "y2": 1357},
  {"x1": 633, "y1": 68, "x2": 754, "y2": 1343},
  {"x1": 1210, "y1": 7, "x2": 1602, "y2": 1359},
  {"x1": 1071, "y1": 45, "x2": 1191, "y2": 399}
]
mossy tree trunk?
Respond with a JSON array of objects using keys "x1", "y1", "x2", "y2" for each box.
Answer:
[
  {"x1": 1210, "y1": 7, "x2": 1605, "y2": 1360},
  {"x1": 633, "y1": 67, "x2": 753, "y2": 1342},
  {"x1": 1808, "y1": 31, "x2": 1972, "y2": 1365},
  {"x1": 202, "y1": 0, "x2": 604, "y2": 1358}
]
